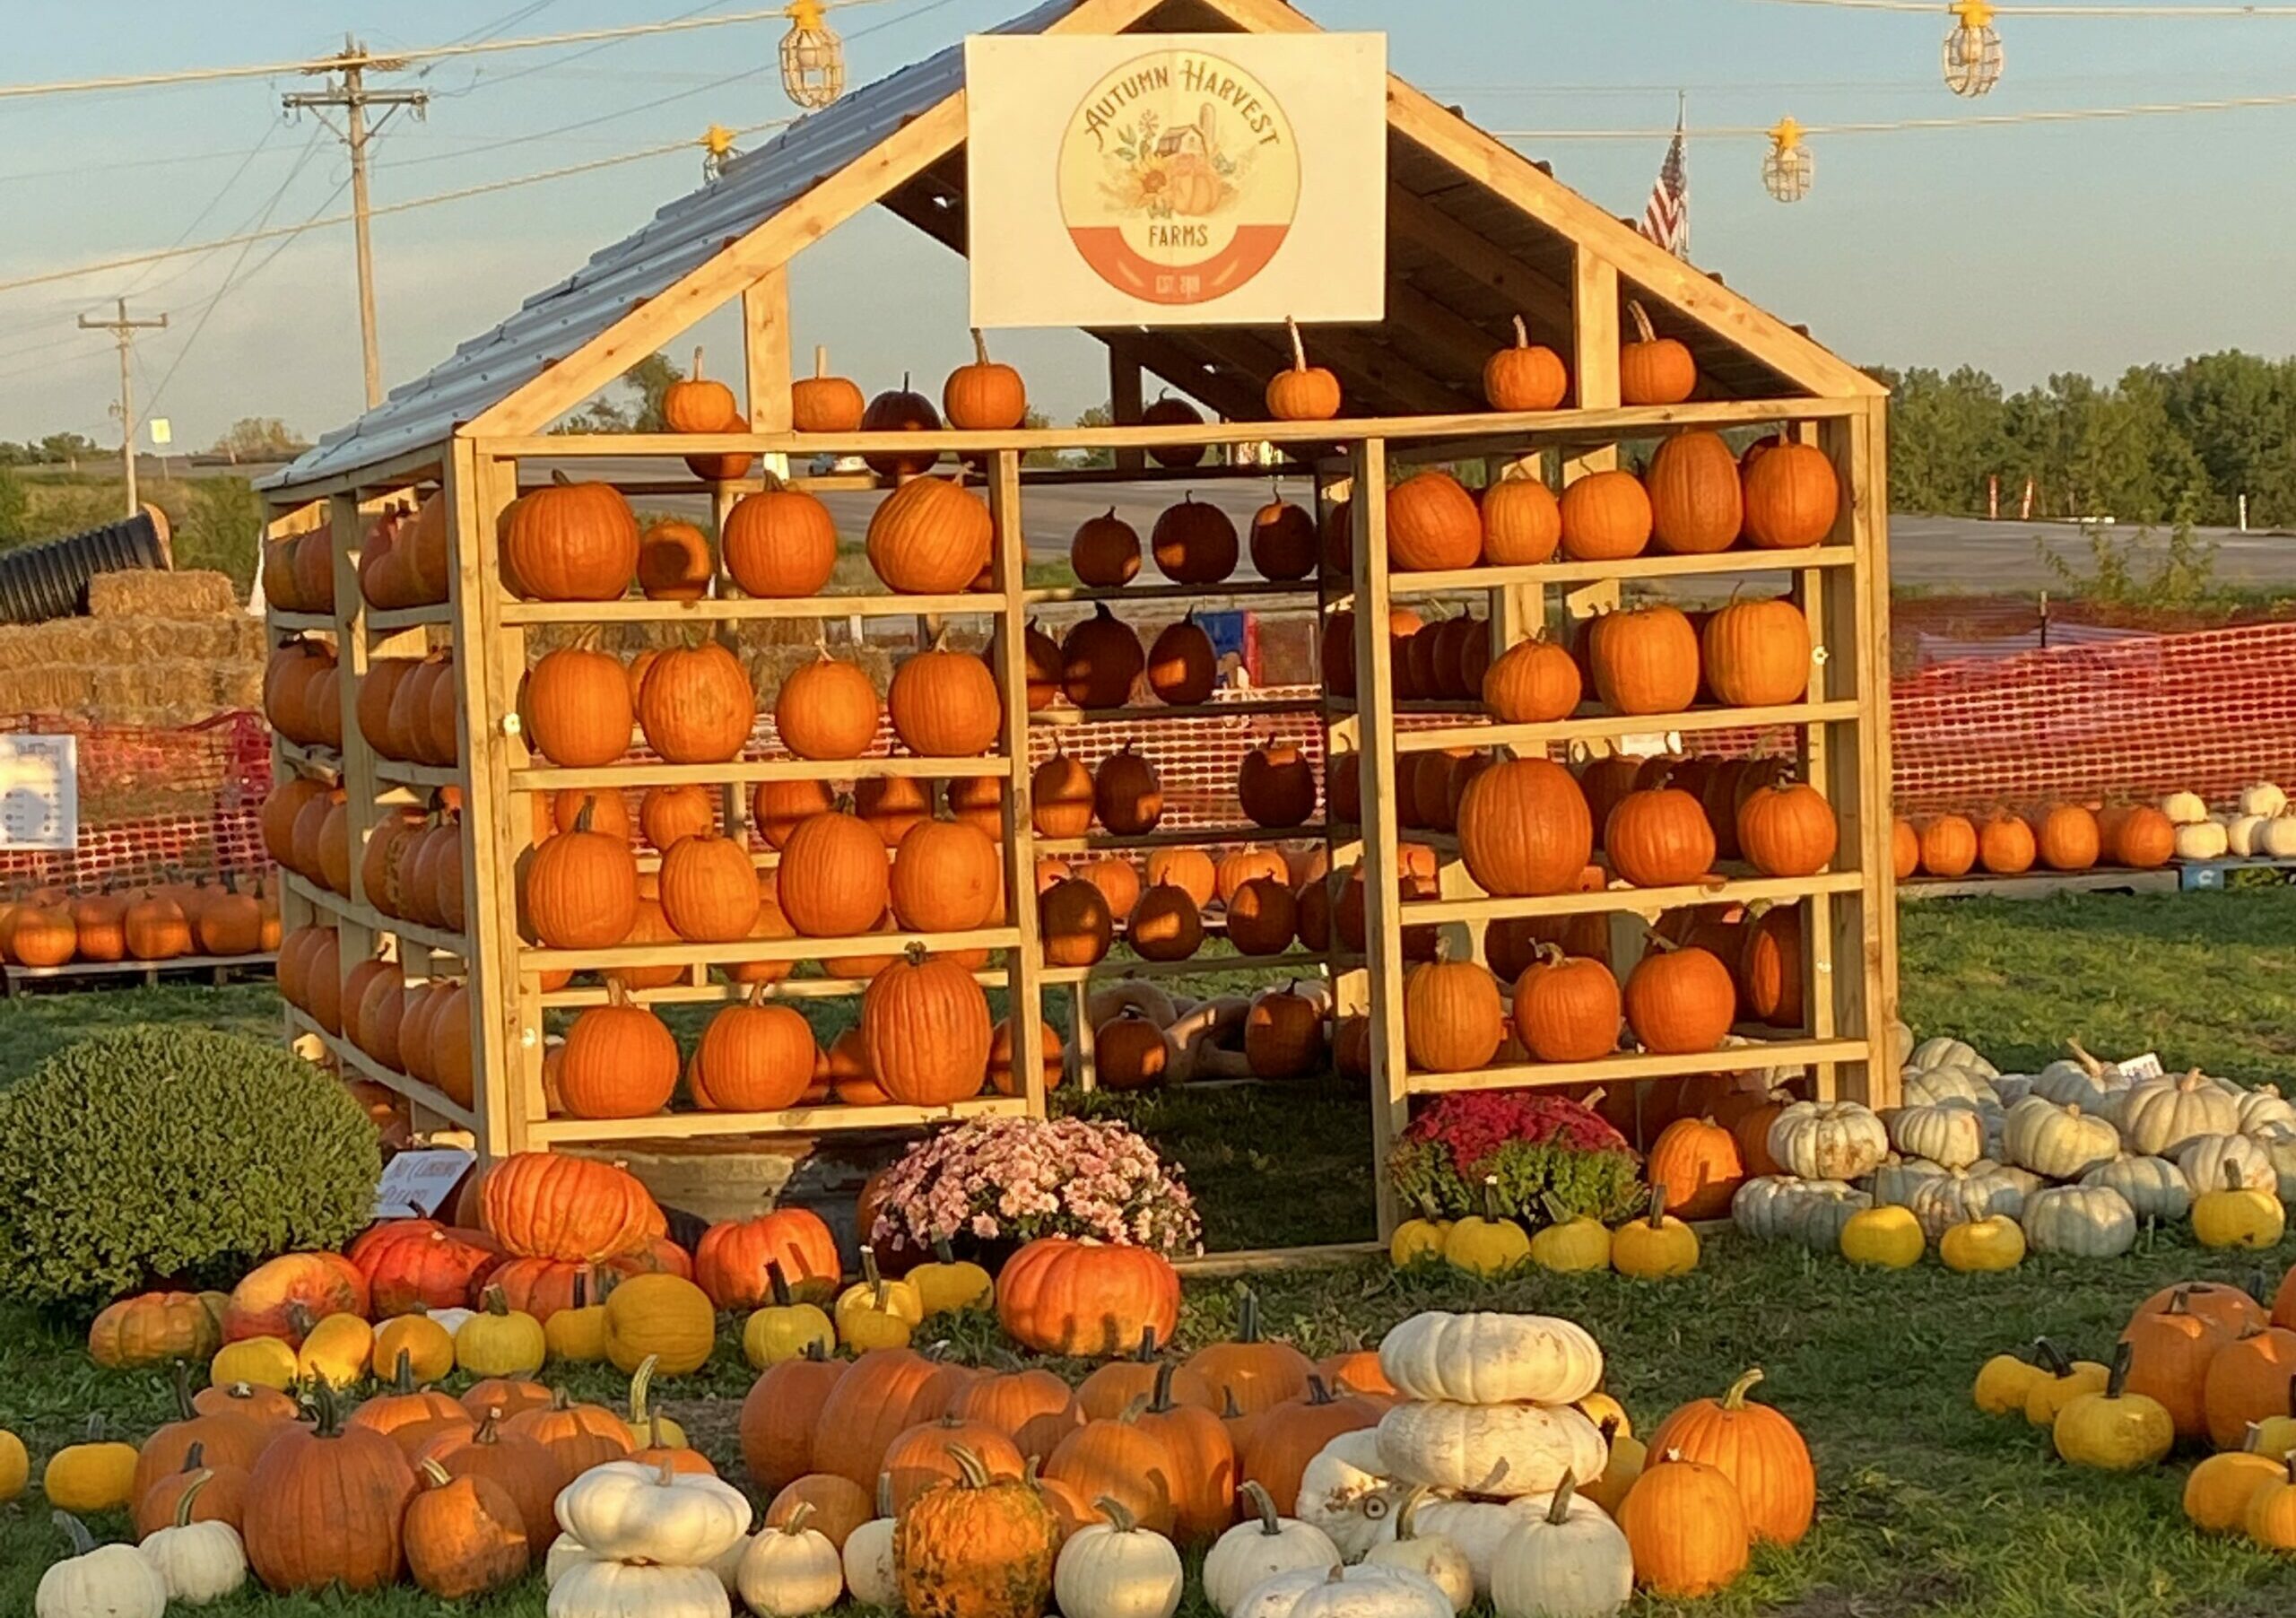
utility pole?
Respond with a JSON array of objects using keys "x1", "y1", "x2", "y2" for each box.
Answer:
[
  {"x1": 285, "y1": 35, "x2": 426, "y2": 410},
  {"x1": 79, "y1": 298, "x2": 168, "y2": 517}
]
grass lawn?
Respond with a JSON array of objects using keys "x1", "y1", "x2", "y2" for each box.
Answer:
[{"x1": 4, "y1": 884, "x2": 2296, "y2": 1614}]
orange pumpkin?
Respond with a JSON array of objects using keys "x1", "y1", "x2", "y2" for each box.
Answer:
[
  {"x1": 724, "y1": 483, "x2": 839, "y2": 598},
  {"x1": 888, "y1": 635, "x2": 1002, "y2": 756},
  {"x1": 1387, "y1": 471, "x2": 1482, "y2": 572},
  {"x1": 1455, "y1": 759, "x2": 1593, "y2": 898},
  {"x1": 1619, "y1": 301, "x2": 1697, "y2": 406},
  {"x1": 1512, "y1": 944, "x2": 1621, "y2": 1063},
  {"x1": 1700, "y1": 596, "x2": 1811, "y2": 707},
  {"x1": 1617, "y1": 1455, "x2": 1750, "y2": 1596},
  {"x1": 1264, "y1": 318, "x2": 1342, "y2": 422},
  {"x1": 942, "y1": 329, "x2": 1028, "y2": 431},
  {"x1": 860, "y1": 945, "x2": 992, "y2": 1106},
  {"x1": 636, "y1": 519, "x2": 715, "y2": 599},
  {"x1": 868, "y1": 475, "x2": 993, "y2": 595},
  {"x1": 1483, "y1": 314, "x2": 1570, "y2": 411},
  {"x1": 1586, "y1": 604, "x2": 1700, "y2": 716},
  {"x1": 790, "y1": 344, "x2": 865, "y2": 433},
  {"x1": 1647, "y1": 1368, "x2": 1814, "y2": 1544},
  {"x1": 1648, "y1": 431, "x2": 1745, "y2": 554},
  {"x1": 1402, "y1": 953, "x2": 1504, "y2": 1074},
  {"x1": 1559, "y1": 470, "x2": 1652, "y2": 561},
  {"x1": 997, "y1": 1238, "x2": 1180, "y2": 1361},
  {"x1": 500, "y1": 477, "x2": 638, "y2": 602},
  {"x1": 1624, "y1": 941, "x2": 1736, "y2": 1054},
  {"x1": 1741, "y1": 440, "x2": 1840, "y2": 549}
]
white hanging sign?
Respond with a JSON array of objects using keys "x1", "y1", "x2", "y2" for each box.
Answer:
[
  {"x1": 0, "y1": 735, "x2": 75, "y2": 850},
  {"x1": 964, "y1": 32, "x2": 1387, "y2": 328}
]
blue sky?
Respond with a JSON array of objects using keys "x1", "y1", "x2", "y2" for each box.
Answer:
[{"x1": 3, "y1": 0, "x2": 2294, "y2": 449}]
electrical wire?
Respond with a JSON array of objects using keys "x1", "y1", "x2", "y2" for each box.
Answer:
[
  {"x1": 0, "y1": 118, "x2": 794, "y2": 298},
  {"x1": 428, "y1": 0, "x2": 730, "y2": 100},
  {"x1": 1495, "y1": 87, "x2": 2296, "y2": 138},
  {"x1": 1739, "y1": 0, "x2": 2296, "y2": 13},
  {"x1": 0, "y1": 2, "x2": 897, "y2": 103}
]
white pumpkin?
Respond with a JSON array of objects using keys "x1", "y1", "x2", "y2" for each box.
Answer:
[
  {"x1": 1990, "y1": 1073, "x2": 2035, "y2": 1107},
  {"x1": 2174, "y1": 820, "x2": 2229, "y2": 860},
  {"x1": 1905, "y1": 1163, "x2": 2028, "y2": 1240},
  {"x1": 709, "y1": 1535, "x2": 750, "y2": 1596},
  {"x1": 1910, "y1": 1036, "x2": 1996, "y2": 1076},
  {"x1": 1057, "y1": 1503, "x2": 1185, "y2": 1618},
  {"x1": 2030, "y1": 1042, "x2": 2125, "y2": 1115},
  {"x1": 1376, "y1": 1401, "x2": 1607, "y2": 1500},
  {"x1": 2002, "y1": 1095, "x2": 2119, "y2": 1180},
  {"x1": 2256, "y1": 1131, "x2": 2296, "y2": 1204},
  {"x1": 1886, "y1": 1103, "x2": 1987, "y2": 1170},
  {"x1": 2176, "y1": 1132, "x2": 2275, "y2": 1196},
  {"x1": 1730, "y1": 1177, "x2": 1856, "y2": 1243},
  {"x1": 2081, "y1": 1155, "x2": 2192, "y2": 1222},
  {"x1": 135, "y1": 1472, "x2": 246, "y2": 1605},
  {"x1": 735, "y1": 1506, "x2": 840, "y2": 1618},
  {"x1": 840, "y1": 1479, "x2": 898, "y2": 1611},
  {"x1": 1232, "y1": 1566, "x2": 1451, "y2": 1618},
  {"x1": 38, "y1": 1518, "x2": 169, "y2": 1618},
  {"x1": 1361, "y1": 1492, "x2": 1474, "y2": 1614},
  {"x1": 547, "y1": 1535, "x2": 597, "y2": 1588},
  {"x1": 2118, "y1": 1069, "x2": 2241, "y2": 1157},
  {"x1": 2161, "y1": 790, "x2": 2210, "y2": 825},
  {"x1": 2239, "y1": 782, "x2": 2288, "y2": 819},
  {"x1": 2260, "y1": 813, "x2": 2296, "y2": 859},
  {"x1": 2238, "y1": 1086, "x2": 2296, "y2": 1137},
  {"x1": 2021, "y1": 1184, "x2": 2137, "y2": 1257},
  {"x1": 548, "y1": 1558, "x2": 731, "y2": 1618},
  {"x1": 1791, "y1": 1187, "x2": 1874, "y2": 1250},
  {"x1": 1768, "y1": 1100, "x2": 1889, "y2": 1181},
  {"x1": 1488, "y1": 1476, "x2": 1633, "y2": 1618},
  {"x1": 1377, "y1": 1312, "x2": 1603, "y2": 1407},
  {"x1": 556, "y1": 1460, "x2": 753, "y2": 1569},
  {"x1": 1406, "y1": 1496, "x2": 1598, "y2": 1601},
  {"x1": 1210, "y1": 1479, "x2": 1345, "y2": 1614},
  {"x1": 2228, "y1": 814, "x2": 2268, "y2": 857},
  {"x1": 1900, "y1": 1066, "x2": 1996, "y2": 1109},
  {"x1": 1869, "y1": 1155, "x2": 1949, "y2": 1207},
  {"x1": 427, "y1": 1306, "x2": 478, "y2": 1336}
]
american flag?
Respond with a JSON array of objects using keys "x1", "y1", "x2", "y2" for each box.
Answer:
[{"x1": 1639, "y1": 98, "x2": 1689, "y2": 257}]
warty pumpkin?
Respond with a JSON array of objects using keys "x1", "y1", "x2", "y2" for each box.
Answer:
[{"x1": 893, "y1": 1443, "x2": 1059, "y2": 1618}]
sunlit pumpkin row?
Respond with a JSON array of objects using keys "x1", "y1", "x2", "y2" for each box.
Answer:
[
  {"x1": 0, "y1": 874, "x2": 279, "y2": 969},
  {"x1": 1893, "y1": 781, "x2": 2296, "y2": 879}
]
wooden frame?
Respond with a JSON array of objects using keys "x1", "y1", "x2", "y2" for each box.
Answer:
[{"x1": 261, "y1": 0, "x2": 1892, "y2": 1239}]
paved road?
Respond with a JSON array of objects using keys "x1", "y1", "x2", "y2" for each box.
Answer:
[{"x1": 552, "y1": 457, "x2": 2296, "y2": 594}]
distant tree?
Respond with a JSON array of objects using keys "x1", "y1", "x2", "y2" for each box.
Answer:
[
  {"x1": 39, "y1": 432, "x2": 97, "y2": 466},
  {"x1": 1022, "y1": 409, "x2": 1062, "y2": 469},
  {"x1": 1070, "y1": 403, "x2": 1116, "y2": 469},
  {"x1": 550, "y1": 351, "x2": 681, "y2": 434},
  {"x1": 0, "y1": 465, "x2": 27, "y2": 545},
  {"x1": 209, "y1": 418, "x2": 310, "y2": 461},
  {"x1": 173, "y1": 478, "x2": 265, "y2": 589}
]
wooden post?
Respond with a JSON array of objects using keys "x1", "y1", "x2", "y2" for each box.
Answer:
[
  {"x1": 1795, "y1": 548, "x2": 1838, "y2": 1102},
  {"x1": 744, "y1": 266, "x2": 795, "y2": 435},
  {"x1": 1109, "y1": 335, "x2": 1146, "y2": 475},
  {"x1": 987, "y1": 448, "x2": 1049, "y2": 1119},
  {"x1": 1350, "y1": 436, "x2": 1409, "y2": 1239}
]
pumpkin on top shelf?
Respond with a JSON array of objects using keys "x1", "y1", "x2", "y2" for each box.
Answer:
[
  {"x1": 942, "y1": 329, "x2": 1028, "y2": 431},
  {"x1": 500, "y1": 475, "x2": 639, "y2": 603},
  {"x1": 664, "y1": 345, "x2": 753, "y2": 483},
  {"x1": 1143, "y1": 393, "x2": 1207, "y2": 468},
  {"x1": 859, "y1": 375, "x2": 943, "y2": 478},
  {"x1": 1265, "y1": 318, "x2": 1342, "y2": 422},
  {"x1": 791, "y1": 344, "x2": 866, "y2": 433},
  {"x1": 1483, "y1": 314, "x2": 1570, "y2": 412},
  {"x1": 1619, "y1": 300, "x2": 1696, "y2": 405}
]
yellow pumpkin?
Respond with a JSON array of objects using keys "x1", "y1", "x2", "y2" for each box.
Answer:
[
  {"x1": 1441, "y1": 1181, "x2": 1530, "y2": 1278},
  {"x1": 1939, "y1": 1215, "x2": 2025, "y2": 1273},
  {"x1": 43, "y1": 1417, "x2": 139, "y2": 1513},
  {"x1": 604, "y1": 1273, "x2": 717, "y2": 1376},
  {"x1": 1583, "y1": 1427, "x2": 1646, "y2": 1516},
  {"x1": 2193, "y1": 1174, "x2": 2286, "y2": 1250},
  {"x1": 2052, "y1": 1344, "x2": 2172, "y2": 1470},
  {"x1": 547, "y1": 1288, "x2": 611, "y2": 1365},
  {"x1": 1389, "y1": 1214, "x2": 1450, "y2": 1269},
  {"x1": 834, "y1": 1248, "x2": 925, "y2": 1351},
  {"x1": 909, "y1": 1240, "x2": 995, "y2": 1316},
  {"x1": 2252, "y1": 1413, "x2": 2296, "y2": 1459},
  {"x1": 1839, "y1": 1205, "x2": 1925, "y2": 1269},
  {"x1": 0, "y1": 1427, "x2": 29, "y2": 1503},
  {"x1": 744, "y1": 1300, "x2": 837, "y2": 1370},
  {"x1": 372, "y1": 1314, "x2": 456, "y2": 1384},
  {"x1": 627, "y1": 1354, "x2": 690, "y2": 1448},
  {"x1": 1528, "y1": 1217, "x2": 1612, "y2": 1274},
  {"x1": 1576, "y1": 1391, "x2": 1631, "y2": 1438},
  {"x1": 1973, "y1": 1344, "x2": 2050, "y2": 1416},
  {"x1": 2246, "y1": 1456, "x2": 2296, "y2": 1551},
  {"x1": 297, "y1": 1311, "x2": 375, "y2": 1388},
  {"x1": 211, "y1": 1335, "x2": 298, "y2": 1391},
  {"x1": 2187, "y1": 1429, "x2": 2284, "y2": 1533},
  {"x1": 458, "y1": 1286, "x2": 548, "y2": 1378},
  {"x1": 2022, "y1": 1341, "x2": 2110, "y2": 1428},
  {"x1": 1611, "y1": 1197, "x2": 1700, "y2": 1279}
]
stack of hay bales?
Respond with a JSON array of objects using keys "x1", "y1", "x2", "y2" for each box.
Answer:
[{"x1": 0, "y1": 570, "x2": 267, "y2": 728}]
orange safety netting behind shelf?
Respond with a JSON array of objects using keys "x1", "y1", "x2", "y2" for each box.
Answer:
[{"x1": 12, "y1": 620, "x2": 2293, "y2": 900}]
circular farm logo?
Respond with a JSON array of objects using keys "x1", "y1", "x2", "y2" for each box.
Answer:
[{"x1": 1057, "y1": 48, "x2": 1300, "y2": 306}]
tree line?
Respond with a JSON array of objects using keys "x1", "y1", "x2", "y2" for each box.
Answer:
[{"x1": 1872, "y1": 350, "x2": 2296, "y2": 528}]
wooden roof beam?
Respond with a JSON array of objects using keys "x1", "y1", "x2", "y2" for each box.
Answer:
[
  {"x1": 1380, "y1": 281, "x2": 1508, "y2": 385},
  {"x1": 1087, "y1": 329, "x2": 1271, "y2": 425},
  {"x1": 1297, "y1": 324, "x2": 1480, "y2": 416},
  {"x1": 1386, "y1": 186, "x2": 1574, "y2": 344}
]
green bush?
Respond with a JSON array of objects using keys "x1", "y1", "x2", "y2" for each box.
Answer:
[{"x1": 0, "y1": 1027, "x2": 379, "y2": 1314}]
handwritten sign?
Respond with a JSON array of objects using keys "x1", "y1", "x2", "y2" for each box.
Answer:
[
  {"x1": 2112, "y1": 1051, "x2": 2165, "y2": 1083},
  {"x1": 372, "y1": 1147, "x2": 476, "y2": 1221},
  {"x1": 0, "y1": 735, "x2": 75, "y2": 850}
]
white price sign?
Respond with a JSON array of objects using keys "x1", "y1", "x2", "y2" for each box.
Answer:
[
  {"x1": 0, "y1": 735, "x2": 75, "y2": 850},
  {"x1": 372, "y1": 1147, "x2": 476, "y2": 1221}
]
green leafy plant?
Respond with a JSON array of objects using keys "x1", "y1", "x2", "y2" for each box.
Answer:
[
  {"x1": 0, "y1": 1027, "x2": 379, "y2": 1315},
  {"x1": 2037, "y1": 520, "x2": 2224, "y2": 611}
]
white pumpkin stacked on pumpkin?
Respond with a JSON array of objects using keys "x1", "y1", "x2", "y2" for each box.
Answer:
[
  {"x1": 1287, "y1": 1311, "x2": 1628, "y2": 1616},
  {"x1": 546, "y1": 1458, "x2": 754, "y2": 1618}
]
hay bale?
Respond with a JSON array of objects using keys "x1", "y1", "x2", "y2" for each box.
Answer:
[{"x1": 86, "y1": 569, "x2": 239, "y2": 621}]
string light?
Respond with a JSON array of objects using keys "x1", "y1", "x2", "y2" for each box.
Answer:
[
  {"x1": 1763, "y1": 117, "x2": 1814, "y2": 200},
  {"x1": 1944, "y1": 0, "x2": 2005, "y2": 95},
  {"x1": 780, "y1": 0, "x2": 845, "y2": 109}
]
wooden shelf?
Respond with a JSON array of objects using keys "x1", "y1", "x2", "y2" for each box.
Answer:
[
  {"x1": 1034, "y1": 822, "x2": 1325, "y2": 856},
  {"x1": 536, "y1": 964, "x2": 1014, "y2": 1008},
  {"x1": 1031, "y1": 698, "x2": 1326, "y2": 727},
  {"x1": 510, "y1": 755, "x2": 1014, "y2": 790},
  {"x1": 274, "y1": 740, "x2": 342, "y2": 782},
  {"x1": 288, "y1": 1007, "x2": 482, "y2": 1132},
  {"x1": 522, "y1": 924, "x2": 1021, "y2": 974},
  {"x1": 1385, "y1": 545, "x2": 1856, "y2": 597},
  {"x1": 1022, "y1": 579, "x2": 1324, "y2": 607},
  {"x1": 490, "y1": 397, "x2": 1857, "y2": 463},
  {"x1": 5, "y1": 952, "x2": 274, "y2": 986},
  {"x1": 526, "y1": 1094, "x2": 1031, "y2": 1144},
  {"x1": 1391, "y1": 699, "x2": 1860, "y2": 754},
  {"x1": 269, "y1": 612, "x2": 337, "y2": 635},
  {"x1": 375, "y1": 759, "x2": 465, "y2": 790},
  {"x1": 1408, "y1": 869, "x2": 1864, "y2": 924},
  {"x1": 366, "y1": 604, "x2": 454, "y2": 633},
  {"x1": 283, "y1": 874, "x2": 470, "y2": 958},
  {"x1": 500, "y1": 593, "x2": 1005, "y2": 624},
  {"x1": 1040, "y1": 949, "x2": 1337, "y2": 986},
  {"x1": 1405, "y1": 1037, "x2": 1871, "y2": 1096}
]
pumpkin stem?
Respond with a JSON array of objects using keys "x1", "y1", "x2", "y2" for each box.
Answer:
[
  {"x1": 1130, "y1": 1325, "x2": 1161, "y2": 1362},
  {"x1": 873, "y1": 1472, "x2": 896, "y2": 1519},
  {"x1": 482, "y1": 1283, "x2": 510, "y2": 1317},
  {"x1": 657, "y1": 1454, "x2": 679, "y2": 1489},
  {"x1": 2065, "y1": 1038, "x2": 2103, "y2": 1077},
  {"x1": 691, "y1": 346, "x2": 705, "y2": 383},
  {"x1": 52, "y1": 1511, "x2": 94, "y2": 1559},
  {"x1": 1237, "y1": 1287, "x2": 1264, "y2": 1344},
  {"x1": 1647, "y1": 1185, "x2": 1670, "y2": 1229},
  {"x1": 1302, "y1": 1374, "x2": 1336, "y2": 1407},
  {"x1": 1148, "y1": 1360, "x2": 1180, "y2": 1415},
  {"x1": 945, "y1": 1444, "x2": 992, "y2": 1489},
  {"x1": 970, "y1": 328, "x2": 992, "y2": 368},
  {"x1": 419, "y1": 1457, "x2": 454, "y2": 1489},
  {"x1": 1482, "y1": 1175, "x2": 1504, "y2": 1223},
  {"x1": 2031, "y1": 1336, "x2": 2072, "y2": 1378},
  {"x1": 309, "y1": 1379, "x2": 345, "y2": 1438},
  {"x1": 1394, "y1": 1484, "x2": 1427, "y2": 1540},
  {"x1": 1285, "y1": 316, "x2": 1309, "y2": 374},
  {"x1": 766, "y1": 1262, "x2": 793, "y2": 1309},
  {"x1": 858, "y1": 1245, "x2": 883, "y2": 1290},
  {"x1": 1626, "y1": 300, "x2": 1657, "y2": 345},
  {"x1": 1596, "y1": 1416, "x2": 1619, "y2": 1446},
  {"x1": 475, "y1": 1407, "x2": 504, "y2": 1442},
  {"x1": 2243, "y1": 1422, "x2": 2267, "y2": 1455},
  {"x1": 1546, "y1": 1470, "x2": 1580, "y2": 1524},
  {"x1": 173, "y1": 1468, "x2": 213, "y2": 1527},
  {"x1": 631, "y1": 1354, "x2": 661, "y2": 1424},
  {"x1": 931, "y1": 1235, "x2": 959, "y2": 1266},
  {"x1": 1510, "y1": 313, "x2": 1530, "y2": 350},
  {"x1": 1240, "y1": 1479, "x2": 1282, "y2": 1535},
  {"x1": 178, "y1": 1441, "x2": 207, "y2": 1476},
  {"x1": 170, "y1": 1360, "x2": 196, "y2": 1421},
  {"x1": 1721, "y1": 1368, "x2": 1764, "y2": 1410}
]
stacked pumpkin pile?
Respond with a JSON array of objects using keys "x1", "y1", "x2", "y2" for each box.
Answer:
[
  {"x1": 1891, "y1": 783, "x2": 2296, "y2": 880},
  {"x1": 2160, "y1": 782, "x2": 2296, "y2": 862},
  {"x1": 1725, "y1": 1033, "x2": 2296, "y2": 1268},
  {"x1": 1974, "y1": 1266, "x2": 2296, "y2": 1553},
  {"x1": 0, "y1": 873, "x2": 279, "y2": 970}
]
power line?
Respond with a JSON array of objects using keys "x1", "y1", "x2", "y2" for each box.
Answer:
[
  {"x1": 1497, "y1": 87, "x2": 2296, "y2": 138},
  {"x1": 1740, "y1": 0, "x2": 2296, "y2": 13},
  {"x1": 0, "y1": 3, "x2": 894, "y2": 104},
  {"x1": 0, "y1": 118, "x2": 794, "y2": 298}
]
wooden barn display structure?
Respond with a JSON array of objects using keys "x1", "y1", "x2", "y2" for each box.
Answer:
[{"x1": 262, "y1": 0, "x2": 1895, "y2": 1241}]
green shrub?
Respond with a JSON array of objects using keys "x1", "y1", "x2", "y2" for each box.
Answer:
[{"x1": 0, "y1": 1027, "x2": 379, "y2": 1314}]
